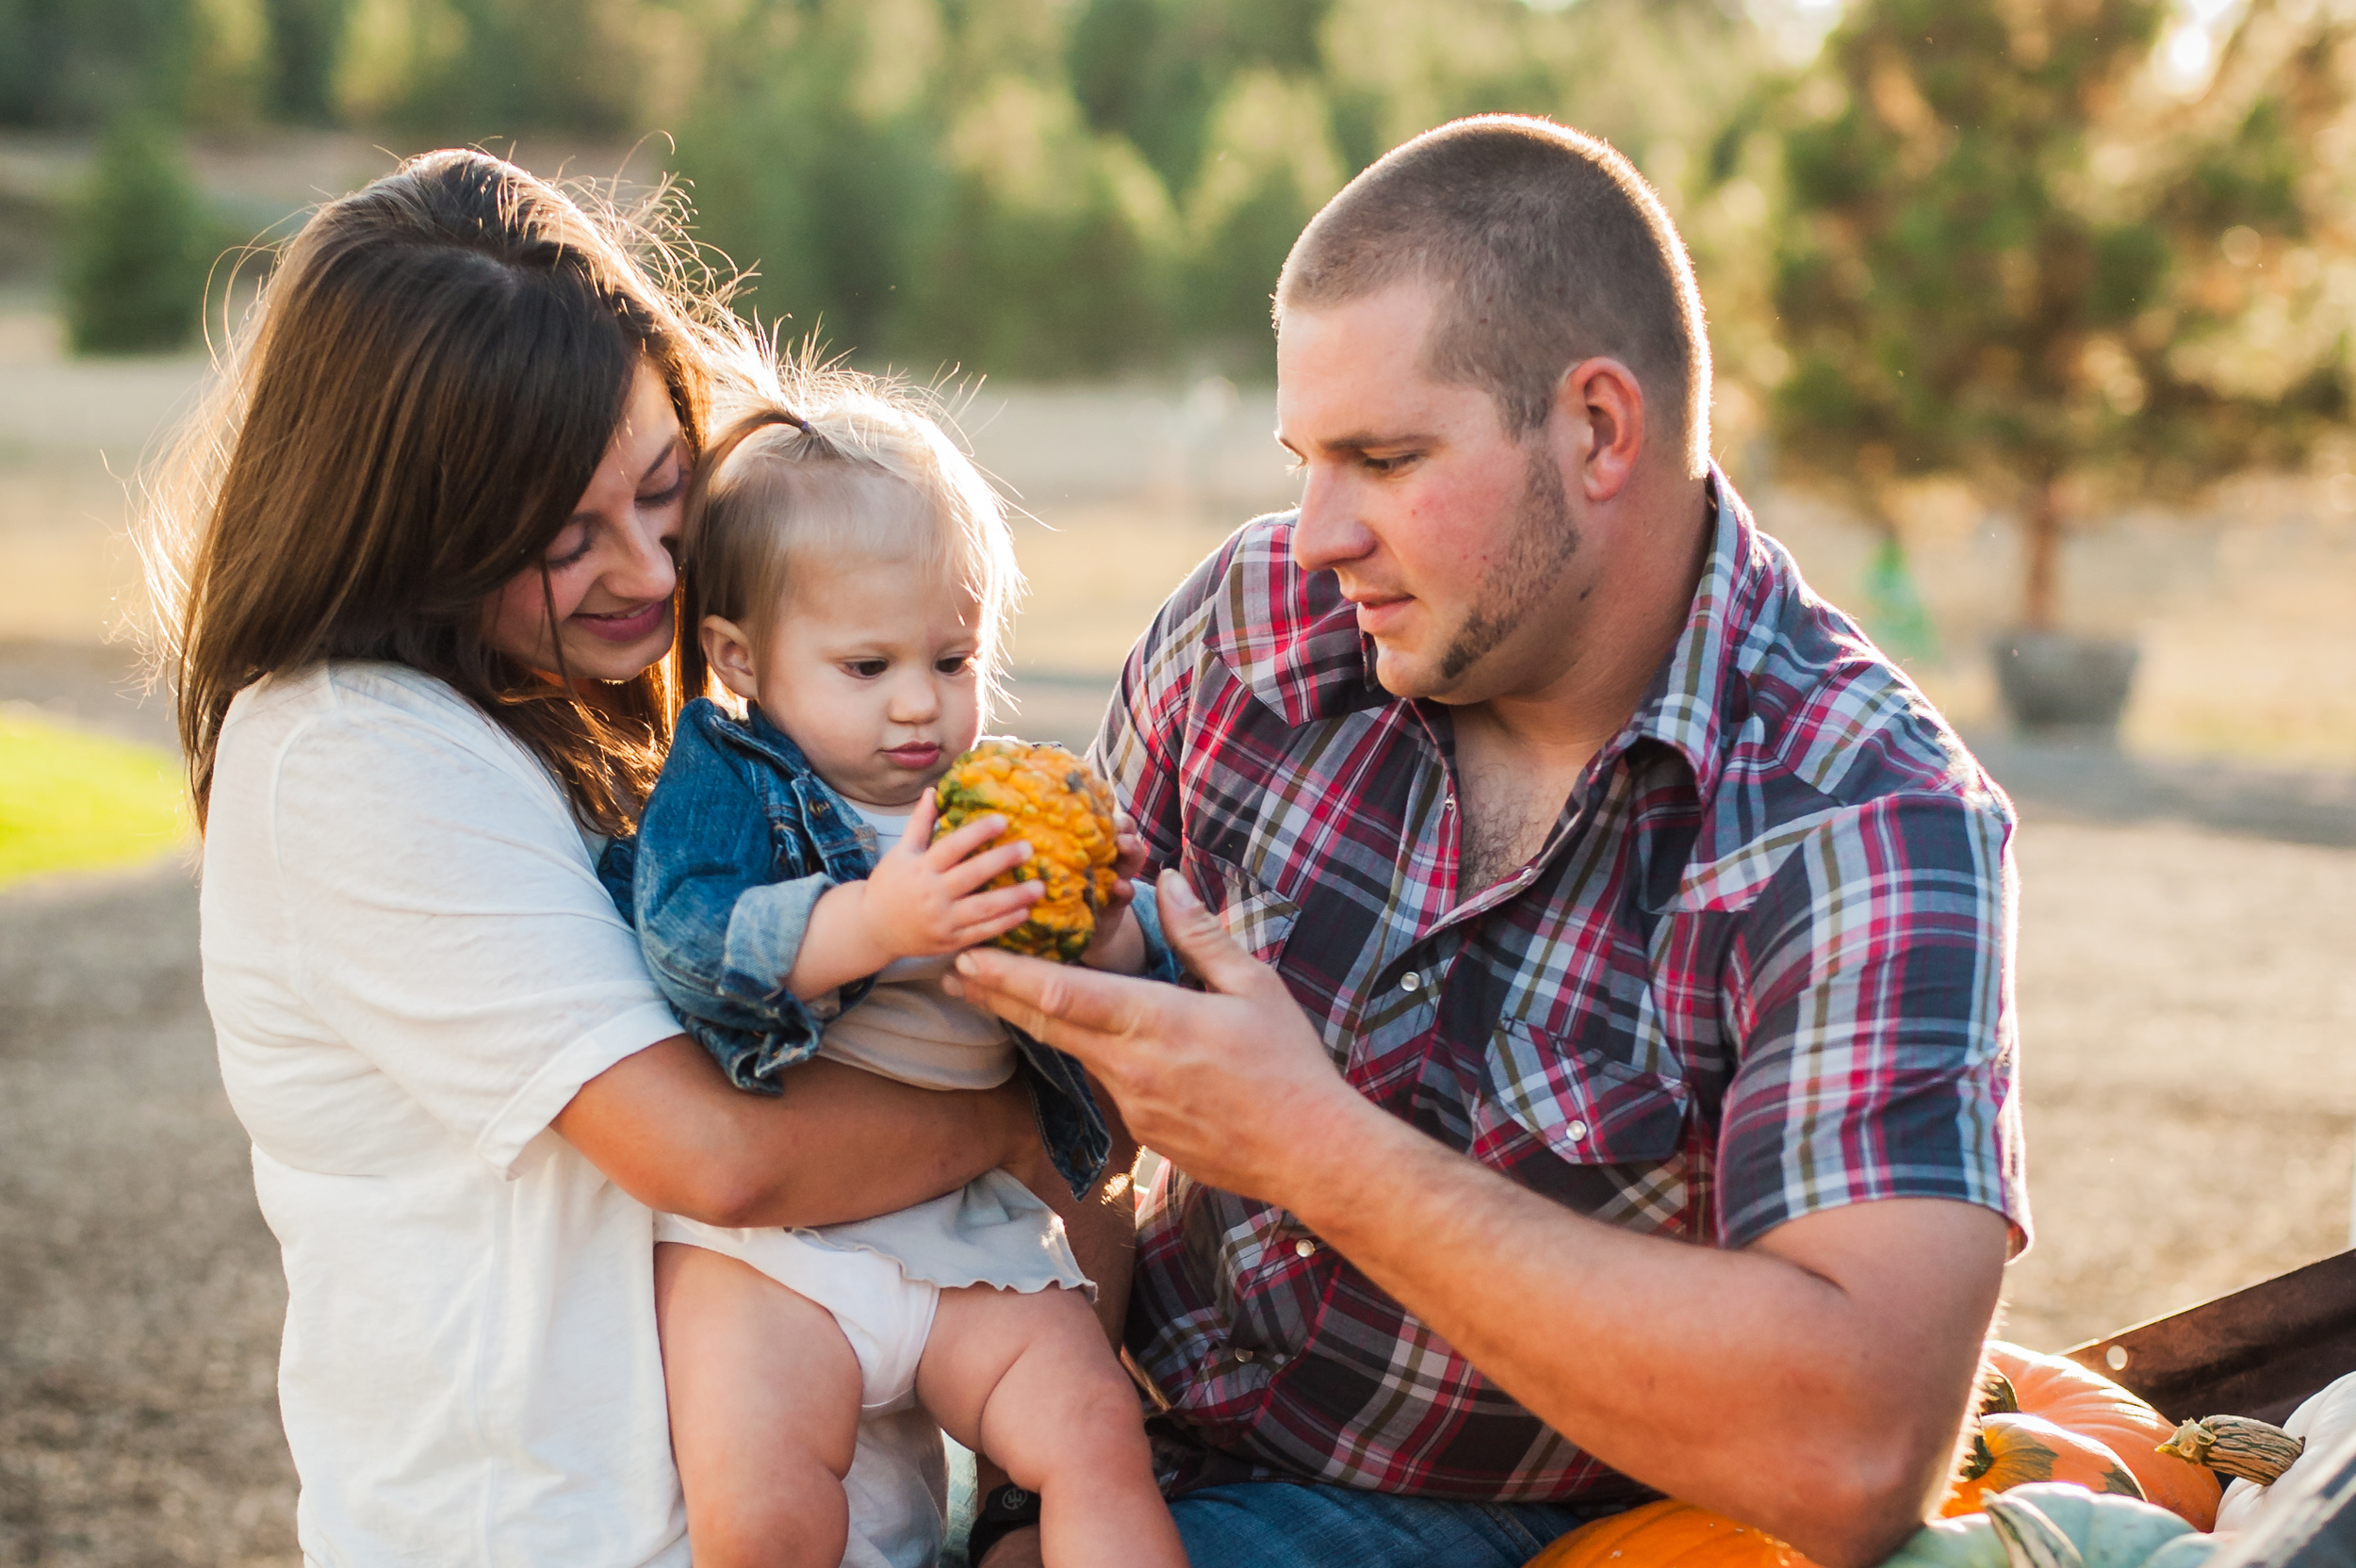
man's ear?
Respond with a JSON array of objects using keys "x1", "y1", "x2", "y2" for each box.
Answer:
[
  {"x1": 1555, "y1": 357, "x2": 1645, "y2": 503},
  {"x1": 699, "y1": 615, "x2": 761, "y2": 702}
]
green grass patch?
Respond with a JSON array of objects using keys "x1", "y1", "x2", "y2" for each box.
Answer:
[{"x1": 0, "y1": 708, "x2": 187, "y2": 888}]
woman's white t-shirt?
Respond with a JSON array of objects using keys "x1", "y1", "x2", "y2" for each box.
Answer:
[{"x1": 200, "y1": 662, "x2": 944, "y2": 1568}]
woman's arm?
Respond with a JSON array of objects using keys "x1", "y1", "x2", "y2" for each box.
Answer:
[{"x1": 553, "y1": 1037, "x2": 1046, "y2": 1228}]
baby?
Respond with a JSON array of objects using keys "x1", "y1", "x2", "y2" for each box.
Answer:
[{"x1": 607, "y1": 384, "x2": 1186, "y2": 1568}]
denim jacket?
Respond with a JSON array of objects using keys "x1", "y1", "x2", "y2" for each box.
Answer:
[{"x1": 599, "y1": 698, "x2": 1178, "y2": 1197}]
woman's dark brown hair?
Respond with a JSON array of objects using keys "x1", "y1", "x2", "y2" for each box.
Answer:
[{"x1": 146, "y1": 148, "x2": 738, "y2": 833}]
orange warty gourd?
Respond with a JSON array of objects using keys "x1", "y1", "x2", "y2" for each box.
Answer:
[
  {"x1": 1526, "y1": 1500, "x2": 1823, "y2": 1568},
  {"x1": 1976, "y1": 1341, "x2": 2220, "y2": 1529},
  {"x1": 932, "y1": 741, "x2": 1121, "y2": 963},
  {"x1": 1941, "y1": 1413, "x2": 2144, "y2": 1516}
]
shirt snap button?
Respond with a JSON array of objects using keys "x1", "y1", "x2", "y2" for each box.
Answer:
[
  {"x1": 1294, "y1": 1239, "x2": 1317, "y2": 1258},
  {"x1": 1565, "y1": 1119, "x2": 1589, "y2": 1143},
  {"x1": 1400, "y1": 972, "x2": 1421, "y2": 992},
  {"x1": 1234, "y1": 1348, "x2": 1255, "y2": 1363}
]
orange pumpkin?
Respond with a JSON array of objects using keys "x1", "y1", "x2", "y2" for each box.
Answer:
[
  {"x1": 1978, "y1": 1341, "x2": 2220, "y2": 1528},
  {"x1": 1527, "y1": 1499, "x2": 1822, "y2": 1568},
  {"x1": 1941, "y1": 1412, "x2": 2144, "y2": 1515}
]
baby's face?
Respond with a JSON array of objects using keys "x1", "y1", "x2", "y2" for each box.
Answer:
[{"x1": 739, "y1": 555, "x2": 985, "y2": 810}]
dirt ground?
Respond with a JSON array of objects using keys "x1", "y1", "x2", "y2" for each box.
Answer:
[
  {"x1": 1999, "y1": 818, "x2": 2356, "y2": 1348},
  {"x1": 0, "y1": 863, "x2": 291, "y2": 1568}
]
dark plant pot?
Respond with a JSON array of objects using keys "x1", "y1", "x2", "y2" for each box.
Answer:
[{"x1": 1990, "y1": 629, "x2": 2140, "y2": 735}]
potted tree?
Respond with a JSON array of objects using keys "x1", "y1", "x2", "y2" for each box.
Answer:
[{"x1": 1760, "y1": 0, "x2": 2349, "y2": 735}]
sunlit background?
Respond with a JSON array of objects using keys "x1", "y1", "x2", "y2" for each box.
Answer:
[{"x1": 1, "y1": 1, "x2": 2353, "y2": 1561}]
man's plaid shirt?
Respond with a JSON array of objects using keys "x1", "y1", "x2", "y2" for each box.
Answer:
[{"x1": 1090, "y1": 471, "x2": 2029, "y2": 1502}]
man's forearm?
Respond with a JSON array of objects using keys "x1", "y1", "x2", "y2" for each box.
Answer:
[{"x1": 1276, "y1": 1091, "x2": 2004, "y2": 1568}]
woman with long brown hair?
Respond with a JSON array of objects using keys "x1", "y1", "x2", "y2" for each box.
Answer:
[{"x1": 150, "y1": 149, "x2": 1049, "y2": 1567}]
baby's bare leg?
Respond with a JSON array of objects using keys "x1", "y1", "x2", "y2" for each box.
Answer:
[
  {"x1": 917, "y1": 1284, "x2": 1186, "y2": 1568},
  {"x1": 655, "y1": 1242, "x2": 861, "y2": 1568}
]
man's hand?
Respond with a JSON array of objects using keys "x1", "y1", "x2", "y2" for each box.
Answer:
[{"x1": 951, "y1": 868, "x2": 1370, "y2": 1205}]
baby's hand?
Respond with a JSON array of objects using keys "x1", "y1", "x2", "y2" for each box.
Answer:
[
  {"x1": 860, "y1": 792, "x2": 1046, "y2": 959},
  {"x1": 1080, "y1": 811, "x2": 1151, "y2": 973}
]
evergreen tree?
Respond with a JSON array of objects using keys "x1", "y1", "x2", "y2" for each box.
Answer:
[
  {"x1": 338, "y1": 0, "x2": 645, "y2": 139},
  {"x1": 903, "y1": 76, "x2": 1179, "y2": 378},
  {"x1": 1067, "y1": 0, "x2": 1332, "y2": 195},
  {"x1": 544, "y1": 0, "x2": 1778, "y2": 382},
  {"x1": 677, "y1": 0, "x2": 1180, "y2": 377},
  {"x1": 264, "y1": 0, "x2": 346, "y2": 124},
  {"x1": 0, "y1": 0, "x2": 197, "y2": 127},
  {"x1": 62, "y1": 115, "x2": 210, "y2": 355},
  {"x1": 1178, "y1": 70, "x2": 1343, "y2": 373},
  {"x1": 1767, "y1": 0, "x2": 2351, "y2": 630},
  {"x1": 671, "y1": 0, "x2": 952, "y2": 363}
]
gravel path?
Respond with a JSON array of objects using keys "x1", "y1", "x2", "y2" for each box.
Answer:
[
  {"x1": 0, "y1": 866, "x2": 294, "y2": 1568},
  {"x1": 2001, "y1": 818, "x2": 2356, "y2": 1348}
]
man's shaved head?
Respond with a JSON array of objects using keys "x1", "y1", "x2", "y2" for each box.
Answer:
[{"x1": 1277, "y1": 115, "x2": 1710, "y2": 478}]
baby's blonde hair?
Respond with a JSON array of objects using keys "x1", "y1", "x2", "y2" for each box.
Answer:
[{"x1": 681, "y1": 368, "x2": 1023, "y2": 717}]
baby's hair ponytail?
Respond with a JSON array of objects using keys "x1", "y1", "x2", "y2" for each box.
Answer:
[
  {"x1": 675, "y1": 403, "x2": 806, "y2": 703},
  {"x1": 676, "y1": 375, "x2": 1023, "y2": 719}
]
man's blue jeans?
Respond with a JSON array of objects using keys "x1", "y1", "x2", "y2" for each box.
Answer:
[{"x1": 1168, "y1": 1479, "x2": 1612, "y2": 1567}]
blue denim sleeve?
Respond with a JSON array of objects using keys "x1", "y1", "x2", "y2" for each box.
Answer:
[
  {"x1": 1130, "y1": 880, "x2": 1183, "y2": 986},
  {"x1": 630, "y1": 723, "x2": 859, "y2": 1094},
  {"x1": 1010, "y1": 1036, "x2": 1108, "y2": 1200},
  {"x1": 596, "y1": 834, "x2": 637, "y2": 921}
]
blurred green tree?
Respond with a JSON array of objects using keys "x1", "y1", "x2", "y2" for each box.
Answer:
[
  {"x1": 1177, "y1": 69, "x2": 1343, "y2": 372},
  {"x1": 0, "y1": 0, "x2": 196, "y2": 125},
  {"x1": 263, "y1": 0, "x2": 345, "y2": 123},
  {"x1": 901, "y1": 75, "x2": 1179, "y2": 378},
  {"x1": 0, "y1": 0, "x2": 279, "y2": 127},
  {"x1": 261, "y1": 0, "x2": 1781, "y2": 384},
  {"x1": 676, "y1": 0, "x2": 1182, "y2": 377},
  {"x1": 62, "y1": 115, "x2": 210, "y2": 354},
  {"x1": 1067, "y1": 0, "x2": 1330, "y2": 194},
  {"x1": 674, "y1": 0, "x2": 949, "y2": 363},
  {"x1": 1767, "y1": 0, "x2": 2352, "y2": 631},
  {"x1": 335, "y1": 0, "x2": 645, "y2": 138}
]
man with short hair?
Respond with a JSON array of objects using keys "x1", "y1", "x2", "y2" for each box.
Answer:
[{"x1": 954, "y1": 115, "x2": 2026, "y2": 1568}]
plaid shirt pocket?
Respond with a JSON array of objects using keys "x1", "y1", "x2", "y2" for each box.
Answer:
[
  {"x1": 1475, "y1": 1019, "x2": 1689, "y2": 1168},
  {"x1": 1186, "y1": 851, "x2": 1301, "y2": 967}
]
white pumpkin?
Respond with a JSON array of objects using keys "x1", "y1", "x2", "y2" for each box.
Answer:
[{"x1": 2212, "y1": 1370, "x2": 2356, "y2": 1533}]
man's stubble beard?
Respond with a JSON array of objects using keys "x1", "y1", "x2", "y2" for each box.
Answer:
[{"x1": 1435, "y1": 443, "x2": 1581, "y2": 685}]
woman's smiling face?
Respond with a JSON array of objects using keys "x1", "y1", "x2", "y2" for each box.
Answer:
[{"x1": 485, "y1": 360, "x2": 687, "y2": 683}]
